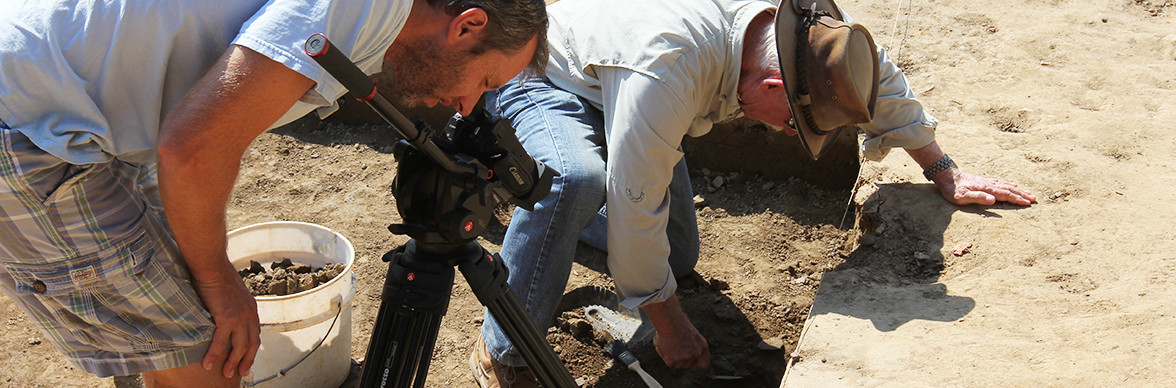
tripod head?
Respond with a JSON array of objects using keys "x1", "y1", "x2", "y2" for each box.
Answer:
[
  {"x1": 389, "y1": 107, "x2": 556, "y2": 245},
  {"x1": 304, "y1": 33, "x2": 555, "y2": 246}
]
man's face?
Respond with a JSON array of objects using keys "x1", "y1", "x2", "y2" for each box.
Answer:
[{"x1": 384, "y1": 35, "x2": 538, "y2": 116}]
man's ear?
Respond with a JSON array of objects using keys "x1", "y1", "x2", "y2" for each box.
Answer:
[
  {"x1": 447, "y1": 8, "x2": 489, "y2": 45},
  {"x1": 758, "y1": 77, "x2": 785, "y2": 91}
]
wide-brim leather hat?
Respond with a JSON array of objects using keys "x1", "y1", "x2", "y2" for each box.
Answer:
[{"x1": 776, "y1": 0, "x2": 880, "y2": 160}]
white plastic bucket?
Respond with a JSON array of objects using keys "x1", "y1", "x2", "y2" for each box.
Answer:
[{"x1": 226, "y1": 221, "x2": 356, "y2": 388}]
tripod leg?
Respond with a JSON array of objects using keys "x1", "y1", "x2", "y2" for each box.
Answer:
[
  {"x1": 461, "y1": 248, "x2": 578, "y2": 388},
  {"x1": 360, "y1": 244, "x2": 455, "y2": 388}
]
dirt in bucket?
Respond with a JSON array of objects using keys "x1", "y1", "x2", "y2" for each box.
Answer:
[{"x1": 238, "y1": 258, "x2": 346, "y2": 297}]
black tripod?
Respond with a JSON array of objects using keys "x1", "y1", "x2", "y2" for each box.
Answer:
[{"x1": 304, "y1": 35, "x2": 577, "y2": 387}]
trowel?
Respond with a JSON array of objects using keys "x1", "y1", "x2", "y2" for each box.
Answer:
[{"x1": 583, "y1": 305, "x2": 661, "y2": 388}]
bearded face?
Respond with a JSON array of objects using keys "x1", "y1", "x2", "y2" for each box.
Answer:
[{"x1": 382, "y1": 37, "x2": 473, "y2": 108}]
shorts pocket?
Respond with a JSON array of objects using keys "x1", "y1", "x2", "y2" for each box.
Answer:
[{"x1": 7, "y1": 231, "x2": 214, "y2": 354}]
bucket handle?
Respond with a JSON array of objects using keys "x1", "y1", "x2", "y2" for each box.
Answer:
[{"x1": 244, "y1": 274, "x2": 356, "y2": 386}]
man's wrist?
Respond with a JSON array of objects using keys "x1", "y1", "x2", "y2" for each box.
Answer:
[
  {"x1": 642, "y1": 295, "x2": 688, "y2": 330},
  {"x1": 923, "y1": 155, "x2": 956, "y2": 181}
]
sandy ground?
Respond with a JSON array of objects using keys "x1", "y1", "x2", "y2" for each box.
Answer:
[
  {"x1": 2, "y1": 0, "x2": 1175, "y2": 387},
  {"x1": 786, "y1": 0, "x2": 1176, "y2": 386}
]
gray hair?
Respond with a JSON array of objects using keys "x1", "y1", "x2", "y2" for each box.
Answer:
[
  {"x1": 752, "y1": 11, "x2": 781, "y2": 80},
  {"x1": 425, "y1": 0, "x2": 549, "y2": 76}
]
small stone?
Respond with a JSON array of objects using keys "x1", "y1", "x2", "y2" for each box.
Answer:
[
  {"x1": 568, "y1": 319, "x2": 592, "y2": 337},
  {"x1": 762, "y1": 182, "x2": 775, "y2": 190},
  {"x1": 297, "y1": 276, "x2": 316, "y2": 293},
  {"x1": 712, "y1": 358, "x2": 737, "y2": 375},
  {"x1": 714, "y1": 305, "x2": 741, "y2": 322},
  {"x1": 290, "y1": 264, "x2": 312, "y2": 274},
  {"x1": 693, "y1": 195, "x2": 708, "y2": 208},
  {"x1": 286, "y1": 277, "x2": 301, "y2": 294},
  {"x1": 756, "y1": 337, "x2": 785, "y2": 351},
  {"x1": 709, "y1": 277, "x2": 730, "y2": 290},
  {"x1": 951, "y1": 241, "x2": 973, "y2": 256},
  {"x1": 267, "y1": 280, "x2": 288, "y2": 296},
  {"x1": 792, "y1": 276, "x2": 809, "y2": 285},
  {"x1": 27, "y1": 337, "x2": 41, "y2": 346},
  {"x1": 712, "y1": 176, "x2": 725, "y2": 188},
  {"x1": 271, "y1": 258, "x2": 294, "y2": 270},
  {"x1": 324, "y1": 263, "x2": 344, "y2": 279},
  {"x1": 313, "y1": 270, "x2": 332, "y2": 283},
  {"x1": 701, "y1": 168, "x2": 712, "y2": 176},
  {"x1": 859, "y1": 234, "x2": 876, "y2": 246}
]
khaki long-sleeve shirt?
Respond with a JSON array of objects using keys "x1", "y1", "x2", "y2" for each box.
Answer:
[{"x1": 543, "y1": 0, "x2": 937, "y2": 308}]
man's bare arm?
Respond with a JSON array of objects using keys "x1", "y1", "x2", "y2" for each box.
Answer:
[{"x1": 157, "y1": 44, "x2": 315, "y2": 378}]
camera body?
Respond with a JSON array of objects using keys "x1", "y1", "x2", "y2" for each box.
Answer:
[
  {"x1": 389, "y1": 109, "x2": 556, "y2": 244},
  {"x1": 442, "y1": 108, "x2": 554, "y2": 210}
]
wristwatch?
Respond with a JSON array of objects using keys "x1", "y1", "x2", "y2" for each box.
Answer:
[{"x1": 923, "y1": 155, "x2": 956, "y2": 181}]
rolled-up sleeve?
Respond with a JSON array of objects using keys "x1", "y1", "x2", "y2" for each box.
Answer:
[
  {"x1": 857, "y1": 46, "x2": 939, "y2": 161},
  {"x1": 596, "y1": 67, "x2": 695, "y2": 309}
]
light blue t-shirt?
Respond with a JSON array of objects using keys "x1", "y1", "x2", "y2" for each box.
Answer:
[{"x1": 0, "y1": 0, "x2": 411, "y2": 164}]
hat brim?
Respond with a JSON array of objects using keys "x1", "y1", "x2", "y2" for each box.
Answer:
[{"x1": 776, "y1": 0, "x2": 845, "y2": 161}]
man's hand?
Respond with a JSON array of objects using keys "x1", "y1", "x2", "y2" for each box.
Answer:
[
  {"x1": 932, "y1": 168, "x2": 1037, "y2": 206},
  {"x1": 642, "y1": 295, "x2": 710, "y2": 369},
  {"x1": 193, "y1": 261, "x2": 260, "y2": 378},
  {"x1": 906, "y1": 141, "x2": 1036, "y2": 206}
]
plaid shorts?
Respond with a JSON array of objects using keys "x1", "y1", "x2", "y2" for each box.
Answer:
[{"x1": 0, "y1": 123, "x2": 215, "y2": 378}]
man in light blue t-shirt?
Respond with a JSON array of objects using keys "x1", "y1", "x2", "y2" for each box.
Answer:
[{"x1": 0, "y1": 0, "x2": 547, "y2": 385}]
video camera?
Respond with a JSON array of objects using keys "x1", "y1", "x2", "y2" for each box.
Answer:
[{"x1": 389, "y1": 108, "x2": 556, "y2": 244}]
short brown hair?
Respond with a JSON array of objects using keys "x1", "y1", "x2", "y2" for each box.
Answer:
[{"x1": 426, "y1": 0, "x2": 549, "y2": 76}]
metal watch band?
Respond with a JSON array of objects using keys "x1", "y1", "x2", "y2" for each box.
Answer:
[{"x1": 923, "y1": 155, "x2": 956, "y2": 181}]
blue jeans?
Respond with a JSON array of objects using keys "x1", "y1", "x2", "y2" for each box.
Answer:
[{"x1": 480, "y1": 76, "x2": 699, "y2": 366}]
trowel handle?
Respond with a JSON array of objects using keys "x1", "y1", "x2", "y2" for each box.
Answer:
[{"x1": 628, "y1": 362, "x2": 662, "y2": 388}]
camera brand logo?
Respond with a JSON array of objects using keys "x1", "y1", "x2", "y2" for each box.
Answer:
[{"x1": 509, "y1": 166, "x2": 525, "y2": 185}]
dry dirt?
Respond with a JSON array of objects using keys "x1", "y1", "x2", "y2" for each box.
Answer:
[
  {"x1": 0, "y1": 114, "x2": 851, "y2": 388},
  {"x1": 2, "y1": 0, "x2": 1175, "y2": 387},
  {"x1": 0, "y1": 112, "x2": 850, "y2": 387}
]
